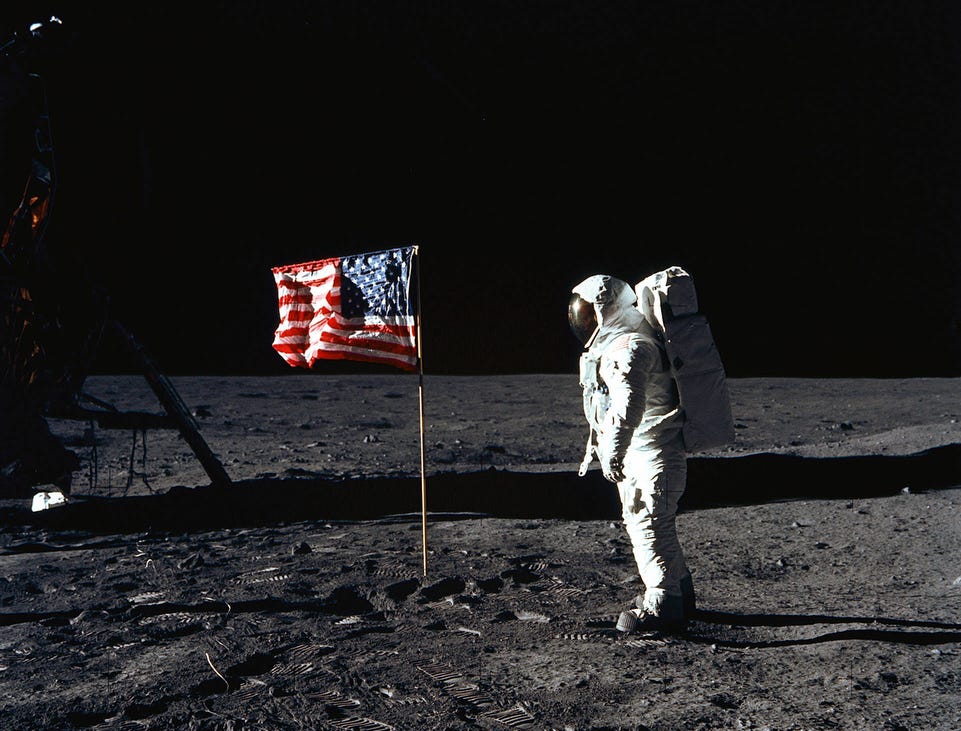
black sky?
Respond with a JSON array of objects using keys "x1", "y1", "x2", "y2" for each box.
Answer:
[{"x1": 4, "y1": 2, "x2": 961, "y2": 377}]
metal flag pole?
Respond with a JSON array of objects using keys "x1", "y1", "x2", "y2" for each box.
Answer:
[{"x1": 414, "y1": 245, "x2": 428, "y2": 576}]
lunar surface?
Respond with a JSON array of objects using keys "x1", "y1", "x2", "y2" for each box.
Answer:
[{"x1": 1, "y1": 374, "x2": 961, "y2": 730}]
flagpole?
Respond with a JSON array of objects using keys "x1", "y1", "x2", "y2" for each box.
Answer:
[{"x1": 414, "y1": 245, "x2": 428, "y2": 577}]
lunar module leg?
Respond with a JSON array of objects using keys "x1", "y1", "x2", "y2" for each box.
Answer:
[{"x1": 110, "y1": 319, "x2": 232, "y2": 488}]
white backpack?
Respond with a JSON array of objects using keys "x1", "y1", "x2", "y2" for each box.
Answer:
[{"x1": 635, "y1": 266, "x2": 736, "y2": 452}]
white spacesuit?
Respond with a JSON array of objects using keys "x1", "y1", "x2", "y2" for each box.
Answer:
[{"x1": 569, "y1": 274, "x2": 695, "y2": 633}]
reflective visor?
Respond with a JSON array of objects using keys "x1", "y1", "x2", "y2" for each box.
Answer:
[{"x1": 568, "y1": 293, "x2": 598, "y2": 345}]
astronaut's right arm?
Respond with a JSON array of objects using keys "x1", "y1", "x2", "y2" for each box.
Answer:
[
  {"x1": 579, "y1": 351, "x2": 603, "y2": 422},
  {"x1": 576, "y1": 351, "x2": 606, "y2": 475},
  {"x1": 597, "y1": 337, "x2": 658, "y2": 481}
]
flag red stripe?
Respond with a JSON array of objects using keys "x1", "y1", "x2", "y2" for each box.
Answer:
[
  {"x1": 271, "y1": 257, "x2": 340, "y2": 275},
  {"x1": 310, "y1": 320, "x2": 415, "y2": 336},
  {"x1": 307, "y1": 348, "x2": 417, "y2": 372},
  {"x1": 316, "y1": 333, "x2": 417, "y2": 357}
]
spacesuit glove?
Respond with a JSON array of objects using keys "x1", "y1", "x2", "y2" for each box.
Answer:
[
  {"x1": 601, "y1": 453, "x2": 626, "y2": 484},
  {"x1": 600, "y1": 425, "x2": 631, "y2": 483}
]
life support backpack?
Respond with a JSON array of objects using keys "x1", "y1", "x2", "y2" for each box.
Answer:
[{"x1": 635, "y1": 266, "x2": 736, "y2": 452}]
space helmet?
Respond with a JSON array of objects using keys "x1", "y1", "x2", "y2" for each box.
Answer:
[
  {"x1": 568, "y1": 291, "x2": 598, "y2": 346},
  {"x1": 568, "y1": 275, "x2": 636, "y2": 345}
]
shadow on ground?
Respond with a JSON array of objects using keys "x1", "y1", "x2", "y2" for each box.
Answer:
[
  {"x1": 3, "y1": 445, "x2": 960, "y2": 534},
  {"x1": 686, "y1": 609, "x2": 961, "y2": 649}
]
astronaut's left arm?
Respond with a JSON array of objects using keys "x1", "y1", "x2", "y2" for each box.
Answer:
[{"x1": 599, "y1": 336, "x2": 657, "y2": 482}]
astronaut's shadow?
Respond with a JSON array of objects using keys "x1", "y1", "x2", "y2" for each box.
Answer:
[{"x1": 686, "y1": 608, "x2": 961, "y2": 648}]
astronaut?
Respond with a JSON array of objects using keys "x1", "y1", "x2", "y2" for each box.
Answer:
[{"x1": 569, "y1": 274, "x2": 696, "y2": 633}]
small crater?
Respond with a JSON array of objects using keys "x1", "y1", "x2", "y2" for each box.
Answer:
[{"x1": 419, "y1": 577, "x2": 466, "y2": 601}]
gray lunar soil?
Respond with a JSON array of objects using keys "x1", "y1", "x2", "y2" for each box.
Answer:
[{"x1": 1, "y1": 374, "x2": 960, "y2": 730}]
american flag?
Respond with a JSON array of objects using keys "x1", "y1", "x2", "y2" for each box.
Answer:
[{"x1": 271, "y1": 246, "x2": 418, "y2": 372}]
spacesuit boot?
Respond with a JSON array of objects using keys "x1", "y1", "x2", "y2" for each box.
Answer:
[
  {"x1": 632, "y1": 571, "x2": 697, "y2": 618},
  {"x1": 681, "y1": 571, "x2": 697, "y2": 617},
  {"x1": 616, "y1": 604, "x2": 687, "y2": 634}
]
